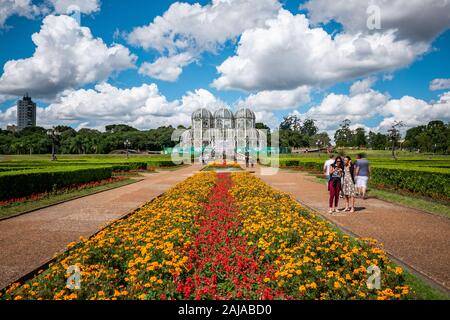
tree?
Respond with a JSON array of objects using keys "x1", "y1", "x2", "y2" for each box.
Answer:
[
  {"x1": 404, "y1": 121, "x2": 450, "y2": 153},
  {"x1": 368, "y1": 131, "x2": 388, "y2": 150},
  {"x1": 280, "y1": 115, "x2": 302, "y2": 131},
  {"x1": 279, "y1": 130, "x2": 308, "y2": 149},
  {"x1": 353, "y1": 127, "x2": 367, "y2": 148},
  {"x1": 255, "y1": 123, "x2": 271, "y2": 147},
  {"x1": 334, "y1": 119, "x2": 353, "y2": 147},
  {"x1": 309, "y1": 132, "x2": 331, "y2": 149},
  {"x1": 54, "y1": 125, "x2": 76, "y2": 135},
  {"x1": 387, "y1": 121, "x2": 404, "y2": 159},
  {"x1": 105, "y1": 124, "x2": 138, "y2": 133},
  {"x1": 426, "y1": 120, "x2": 448, "y2": 153},
  {"x1": 300, "y1": 119, "x2": 318, "y2": 137},
  {"x1": 404, "y1": 125, "x2": 426, "y2": 151}
]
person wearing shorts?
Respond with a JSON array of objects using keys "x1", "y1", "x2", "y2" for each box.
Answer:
[
  {"x1": 355, "y1": 153, "x2": 370, "y2": 199},
  {"x1": 323, "y1": 154, "x2": 335, "y2": 191}
]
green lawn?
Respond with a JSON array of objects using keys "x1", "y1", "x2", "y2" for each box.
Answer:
[
  {"x1": 155, "y1": 164, "x2": 190, "y2": 171},
  {"x1": 0, "y1": 178, "x2": 138, "y2": 220},
  {"x1": 403, "y1": 270, "x2": 450, "y2": 300}
]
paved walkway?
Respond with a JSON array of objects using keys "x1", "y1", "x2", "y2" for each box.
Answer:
[
  {"x1": 254, "y1": 167, "x2": 450, "y2": 292},
  {"x1": 0, "y1": 165, "x2": 202, "y2": 289}
]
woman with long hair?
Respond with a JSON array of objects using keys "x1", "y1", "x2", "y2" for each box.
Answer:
[
  {"x1": 342, "y1": 156, "x2": 356, "y2": 212},
  {"x1": 328, "y1": 156, "x2": 344, "y2": 213}
]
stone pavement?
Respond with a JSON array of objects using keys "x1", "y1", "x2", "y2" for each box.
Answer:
[
  {"x1": 253, "y1": 166, "x2": 450, "y2": 292},
  {"x1": 0, "y1": 164, "x2": 202, "y2": 289}
]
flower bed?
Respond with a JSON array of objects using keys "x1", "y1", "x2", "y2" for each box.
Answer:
[
  {"x1": 175, "y1": 173, "x2": 283, "y2": 299},
  {"x1": 207, "y1": 162, "x2": 241, "y2": 168},
  {"x1": 230, "y1": 172, "x2": 410, "y2": 300},
  {"x1": 1, "y1": 172, "x2": 410, "y2": 300},
  {"x1": 0, "y1": 166, "x2": 113, "y2": 201},
  {"x1": 1, "y1": 172, "x2": 216, "y2": 300}
]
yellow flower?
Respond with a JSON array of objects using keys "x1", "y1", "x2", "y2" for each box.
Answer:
[
  {"x1": 395, "y1": 267, "x2": 403, "y2": 275},
  {"x1": 333, "y1": 282, "x2": 341, "y2": 289}
]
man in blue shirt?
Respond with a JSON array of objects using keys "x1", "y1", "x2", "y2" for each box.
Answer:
[{"x1": 355, "y1": 153, "x2": 370, "y2": 199}]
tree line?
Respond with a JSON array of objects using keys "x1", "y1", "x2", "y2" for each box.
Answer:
[
  {"x1": 333, "y1": 119, "x2": 450, "y2": 154},
  {"x1": 0, "y1": 124, "x2": 179, "y2": 155},
  {"x1": 278, "y1": 116, "x2": 330, "y2": 150},
  {"x1": 0, "y1": 118, "x2": 449, "y2": 155}
]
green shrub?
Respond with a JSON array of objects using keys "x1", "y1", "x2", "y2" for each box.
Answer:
[
  {"x1": 146, "y1": 160, "x2": 176, "y2": 167},
  {"x1": 101, "y1": 162, "x2": 148, "y2": 172},
  {"x1": 371, "y1": 167, "x2": 450, "y2": 200},
  {"x1": 280, "y1": 159, "x2": 300, "y2": 167},
  {"x1": 0, "y1": 166, "x2": 112, "y2": 200}
]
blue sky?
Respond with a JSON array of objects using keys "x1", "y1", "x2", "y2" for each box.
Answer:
[{"x1": 0, "y1": 0, "x2": 449, "y2": 133}]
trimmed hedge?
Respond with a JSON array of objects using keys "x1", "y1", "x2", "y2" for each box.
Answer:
[
  {"x1": 146, "y1": 160, "x2": 177, "y2": 167},
  {"x1": 0, "y1": 166, "x2": 112, "y2": 201},
  {"x1": 279, "y1": 159, "x2": 323, "y2": 171},
  {"x1": 100, "y1": 162, "x2": 148, "y2": 172},
  {"x1": 371, "y1": 167, "x2": 450, "y2": 201}
]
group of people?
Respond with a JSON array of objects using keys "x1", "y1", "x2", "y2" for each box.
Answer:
[{"x1": 323, "y1": 153, "x2": 370, "y2": 214}]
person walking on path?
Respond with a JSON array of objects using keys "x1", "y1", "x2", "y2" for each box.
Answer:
[
  {"x1": 355, "y1": 153, "x2": 370, "y2": 199},
  {"x1": 328, "y1": 156, "x2": 344, "y2": 213},
  {"x1": 323, "y1": 154, "x2": 335, "y2": 191},
  {"x1": 342, "y1": 156, "x2": 356, "y2": 212}
]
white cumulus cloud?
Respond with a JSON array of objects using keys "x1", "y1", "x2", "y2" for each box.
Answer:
[
  {"x1": 0, "y1": 0, "x2": 101, "y2": 28},
  {"x1": 0, "y1": 0, "x2": 40, "y2": 27},
  {"x1": 302, "y1": 0, "x2": 450, "y2": 43},
  {"x1": 301, "y1": 89, "x2": 389, "y2": 131},
  {"x1": 127, "y1": 0, "x2": 281, "y2": 81},
  {"x1": 212, "y1": 10, "x2": 427, "y2": 92},
  {"x1": 0, "y1": 83, "x2": 228, "y2": 130},
  {"x1": 239, "y1": 86, "x2": 311, "y2": 112},
  {"x1": 139, "y1": 53, "x2": 194, "y2": 82},
  {"x1": 378, "y1": 92, "x2": 450, "y2": 131},
  {"x1": 48, "y1": 0, "x2": 100, "y2": 14},
  {"x1": 430, "y1": 78, "x2": 450, "y2": 91},
  {"x1": 0, "y1": 15, "x2": 136, "y2": 99},
  {"x1": 293, "y1": 78, "x2": 450, "y2": 133},
  {"x1": 349, "y1": 77, "x2": 377, "y2": 96}
]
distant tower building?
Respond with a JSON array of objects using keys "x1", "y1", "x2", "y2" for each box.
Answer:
[{"x1": 17, "y1": 93, "x2": 36, "y2": 130}]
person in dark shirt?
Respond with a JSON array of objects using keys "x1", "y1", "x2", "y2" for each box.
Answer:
[
  {"x1": 355, "y1": 153, "x2": 370, "y2": 199},
  {"x1": 328, "y1": 156, "x2": 344, "y2": 214}
]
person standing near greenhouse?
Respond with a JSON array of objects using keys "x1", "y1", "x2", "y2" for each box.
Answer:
[
  {"x1": 355, "y1": 153, "x2": 370, "y2": 199},
  {"x1": 328, "y1": 156, "x2": 344, "y2": 214}
]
